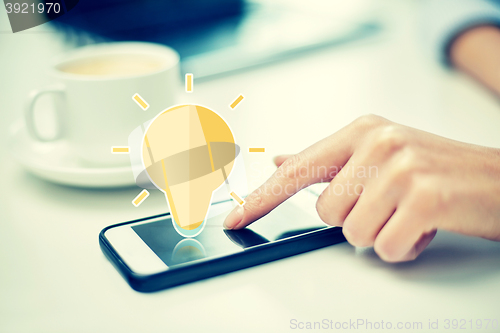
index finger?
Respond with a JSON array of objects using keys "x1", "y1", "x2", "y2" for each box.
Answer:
[{"x1": 223, "y1": 121, "x2": 361, "y2": 230}]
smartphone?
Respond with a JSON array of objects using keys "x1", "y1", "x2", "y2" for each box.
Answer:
[{"x1": 99, "y1": 190, "x2": 346, "y2": 292}]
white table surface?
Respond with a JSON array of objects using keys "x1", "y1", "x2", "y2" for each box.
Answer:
[{"x1": 1, "y1": 1, "x2": 500, "y2": 332}]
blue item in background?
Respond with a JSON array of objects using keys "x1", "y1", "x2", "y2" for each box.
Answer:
[{"x1": 50, "y1": 0, "x2": 382, "y2": 79}]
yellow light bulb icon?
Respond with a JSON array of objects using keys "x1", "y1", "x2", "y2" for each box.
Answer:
[{"x1": 141, "y1": 104, "x2": 238, "y2": 237}]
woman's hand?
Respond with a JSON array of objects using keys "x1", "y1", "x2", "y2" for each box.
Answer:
[{"x1": 224, "y1": 115, "x2": 500, "y2": 262}]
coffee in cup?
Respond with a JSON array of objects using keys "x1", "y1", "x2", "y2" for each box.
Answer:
[{"x1": 25, "y1": 42, "x2": 180, "y2": 167}]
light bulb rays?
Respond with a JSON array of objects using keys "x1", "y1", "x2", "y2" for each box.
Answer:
[
  {"x1": 230, "y1": 94, "x2": 244, "y2": 109},
  {"x1": 132, "y1": 93, "x2": 149, "y2": 110},
  {"x1": 132, "y1": 189, "x2": 150, "y2": 207},
  {"x1": 185, "y1": 73, "x2": 193, "y2": 93},
  {"x1": 249, "y1": 148, "x2": 265, "y2": 153},
  {"x1": 230, "y1": 192, "x2": 245, "y2": 206},
  {"x1": 111, "y1": 146, "x2": 130, "y2": 154},
  {"x1": 112, "y1": 74, "x2": 252, "y2": 228}
]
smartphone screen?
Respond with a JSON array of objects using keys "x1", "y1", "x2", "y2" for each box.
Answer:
[{"x1": 104, "y1": 190, "x2": 330, "y2": 274}]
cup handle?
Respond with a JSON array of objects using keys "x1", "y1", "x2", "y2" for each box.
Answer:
[{"x1": 25, "y1": 84, "x2": 65, "y2": 142}]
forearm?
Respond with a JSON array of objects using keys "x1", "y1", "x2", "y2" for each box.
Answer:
[{"x1": 450, "y1": 25, "x2": 500, "y2": 95}]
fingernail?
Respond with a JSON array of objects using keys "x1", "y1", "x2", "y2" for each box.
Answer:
[
  {"x1": 223, "y1": 206, "x2": 244, "y2": 230},
  {"x1": 400, "y1": 247, "x2": 417, "y2": 262}
]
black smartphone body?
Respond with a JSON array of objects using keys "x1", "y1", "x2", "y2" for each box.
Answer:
[{"x1": 99, "y1": 190, "x2": 346, "y2": 292}]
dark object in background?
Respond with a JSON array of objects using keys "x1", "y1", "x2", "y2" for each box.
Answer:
[
  {"x1": 50, "y1": 0, "x2": 244, "y2": 44},
  {"x1": 50, "y1": 0, "x2": 381, "y2": 79},
  {"x1": 49, "y1": 0, "x2": 247, "y2": 77}
]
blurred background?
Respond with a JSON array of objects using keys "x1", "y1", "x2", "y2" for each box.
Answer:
[
  {"x1": 4, "y1": 0, "x2": 500, "y2": 218},
  {"x1": 3, "y1": 0, "x2": 384, "y2": 77},
  {"x1": 0, "y1": 0, "x2": 390, "y2": 190},
  {"x1": 45, "y1": 0, "x2": 382, "y2": 78}
]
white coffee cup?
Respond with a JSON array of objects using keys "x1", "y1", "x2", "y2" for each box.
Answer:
[{"x1": 25, "y1": 42, "x2": 180, "y2": 167}]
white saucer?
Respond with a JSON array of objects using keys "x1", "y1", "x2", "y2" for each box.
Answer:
[{"x1": 9, "y1": 121, "x2": 136, "y2": 188}]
